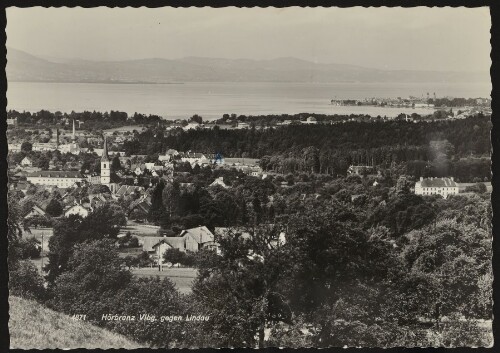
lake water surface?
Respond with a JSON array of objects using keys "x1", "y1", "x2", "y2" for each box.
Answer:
[{"x1": 7, "y1": 81, "x2": 491, "y2": 120}]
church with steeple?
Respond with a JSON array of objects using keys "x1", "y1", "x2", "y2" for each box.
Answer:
[
  {"x1": 101, "y1": 136, "x2": 111, "y2": 186},
  {"x1": 99, "y1": 136, "x2": 119, "y2": 192}
]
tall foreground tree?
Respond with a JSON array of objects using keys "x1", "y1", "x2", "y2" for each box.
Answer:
[
  {"x1": 191, "y1": 225, "x2": 293, "y2": 348},
  {"x1": 45, "y1": 206, "x2": 124, "y2": 283},
  {"x1": 398, "y1": 218, "x2": 492, "y2": 319},
  {"x1": 45, "y1": 199, "x2": 63, "y2": 217},
  {"x1": 49, "y1": 239, "x2": 132, "y2": 317},
  {"x1": 148, "y1": 180, "x2": 165, "y2": 224},
  {"x1": 7, "y1": 194, "x2": 24, "y2": 265},
  {"x1": 190, "y1": 202, "x2": 396, "y2": 348}
]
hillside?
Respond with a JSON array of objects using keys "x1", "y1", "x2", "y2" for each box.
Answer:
[
  {"x1": 7, "y1": 47, "x2": 489, "y2": 84},
  {"x1": 9, "y1": 296, "x2": 144, "y2": 349}
]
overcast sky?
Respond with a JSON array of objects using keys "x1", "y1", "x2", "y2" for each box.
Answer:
[{"x1": 7, "y1": 7, "x2": 491, "y2": 72}]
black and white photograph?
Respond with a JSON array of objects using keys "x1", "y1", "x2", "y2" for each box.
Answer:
[{"x1": 5, "y1": 6, "x2": 493, "y2": 349}]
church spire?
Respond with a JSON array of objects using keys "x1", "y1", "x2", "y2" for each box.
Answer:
[{"x1": 102, "y1": 136, "x2": 110, "y2": 162}]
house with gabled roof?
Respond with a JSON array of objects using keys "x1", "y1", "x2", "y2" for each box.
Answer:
[
  {"x1": 209, "y1": 176, "x2": 229, "y2": 188},
  {"x1": 179, "y1": 152, "x2": 210, "y2": 167},
  {"x1": 128, "y1": 195, "x2": 152, "y2": 220},
  {"x1": 143, "y1": 226, "x2": 219, "y2": 261},
  {"x1": 179, "y1": 226, "x2": 216, "y2": 250},
  {"x1": 24, "y1": 204, "x2": 47, "y2": 219},
  {"x1": 64, "y1": 203, "x2": 91, "y2": 218},
  {"x1": 115, "y1": 185, "x2": 145, "y2": 198},
  {"x1": 20, "y1": 157, "x2": 33, "y2": 167},
  {"x1": 159, "y1": 149, "x2": 179, "y2": 162}
]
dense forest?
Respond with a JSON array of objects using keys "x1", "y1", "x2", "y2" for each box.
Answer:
[
  {"x1": 159, "y1": 117, "x2": 491, "y2": 158},
  {"x1": 128, "y1": 116, "x2": 489, "y2": 181}
]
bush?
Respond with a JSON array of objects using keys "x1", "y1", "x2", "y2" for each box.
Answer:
[
  {"x1": 17, "y1": 237, "x2": 42, "y2": 259},
  {"x1": 163, "y1": 248, "x2": 196, "y2": 267},
  {"x1": 118, "y1": 232, "x2": 140, "y2": 248},
  {"x1": 45, "y1": 199, "x2": 63, "y2": 217},
  {"x1": 465, "y1": 183, "x2": 487, "y2": 194},
  {"x1": 110, "y1": 277, "x2": 187, "y2": 347},
  {"x1": 24, "y1": 215, "x2": 53, "y2": 228},
  {"x1": 48, "y1": 239, "x2": 132, "y2": 319},
  {"x1": 9, "y1": 260, "x2": 47, "y2": 301}
]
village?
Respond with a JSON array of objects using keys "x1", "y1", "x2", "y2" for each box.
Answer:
[{"x1": 7, "y1": 113, "x2": 492, "y2": 294}]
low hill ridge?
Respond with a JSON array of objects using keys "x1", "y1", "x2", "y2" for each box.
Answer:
[{"x1": 7, "y1": 47, "x2": 489, "y2": 84}]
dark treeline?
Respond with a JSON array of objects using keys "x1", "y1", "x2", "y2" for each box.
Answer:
[
  {"x1": 159, "y1": 116, "x2": 491, "y2": 158},
  {"x1": 123, "y1": 116, "x2": 490, "y2": 181}
]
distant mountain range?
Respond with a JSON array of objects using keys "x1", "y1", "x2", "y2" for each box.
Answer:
[{"x1": 7, "y1": 47, "x2": 490, "y2": 84}]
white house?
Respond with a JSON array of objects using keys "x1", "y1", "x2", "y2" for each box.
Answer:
[
  {"x1": 64, "y1": 204, "x2": 91, "y2": 218},
  {"x1": 146, "y1": 226, "x2": 219, "y2": 264},
  {"x1": 183, "y1": 122, "x2": 204, "y2": 131},
  {"x1": 158, "y1": 149, "x2": 180, "y2": 163},
  {"x1": 302, "y1": 116, "x2": 317, "y2": 125},
  {"x1": 8, "y1": 143, "x2": 22, "y2": 153},
  {"x1": 32, "y1": 142, "x2": 58, "y2": 152},
  {"x1": 20, "y1": 157, "x2": 33, "y2": 167},
  {"x1": 180, "y1": 152, "x2": 210, "y2": 167},
  {"x1": 236, "y1": 122, "x2": 250, "y2": 129},
  {"x1": 209, "y1": 176, "x2": 229, "y2": 188},
  {"x1": 414, "y1": 177, "x2": 459, "y2": 198}
]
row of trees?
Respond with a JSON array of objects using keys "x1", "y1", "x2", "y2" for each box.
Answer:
[{"x1": 7, "y1": 109, "x2": 163, "y2": 130}]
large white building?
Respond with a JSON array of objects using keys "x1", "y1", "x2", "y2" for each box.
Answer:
[
  {"x1": 32, "y1": 142, "x2": 58, "y2": 152},
  {"x1": 179, "y1": 152, "x2": 210, "y2": 167},
  {"x1": 26, "y1": 170, "x2": 85, "y2": 188},
  {"x1": 414, "y1": 177, "x2": 459, "y2": 198}
]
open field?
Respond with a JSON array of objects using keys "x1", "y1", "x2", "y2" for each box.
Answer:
[
  {"x1": 131, "y1": 267, "x2": 197, "y2": 294},
  {"x1": 9, "y1": 296, "x2": 144, "y2": 349}
]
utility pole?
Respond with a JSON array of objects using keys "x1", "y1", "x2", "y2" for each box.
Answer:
[{"x1": 41, "y1": 232, "x2": 44, "y2": 273}]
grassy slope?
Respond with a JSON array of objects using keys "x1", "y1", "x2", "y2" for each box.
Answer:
[{"x1": 9, "y1": 296, "x2": 144, "y2": 349}]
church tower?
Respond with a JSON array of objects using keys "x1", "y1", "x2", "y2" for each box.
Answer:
[{"x1": 101, "y1": 136, "x2": 111, "y2": 186}]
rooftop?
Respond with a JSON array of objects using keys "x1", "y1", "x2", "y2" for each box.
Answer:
[
  {"x1": 27, "y1": 171, "x2": 83, "y2": 178},
  {"x1": 420, "y1": 177, "x2": 458, "y2": 188}
]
